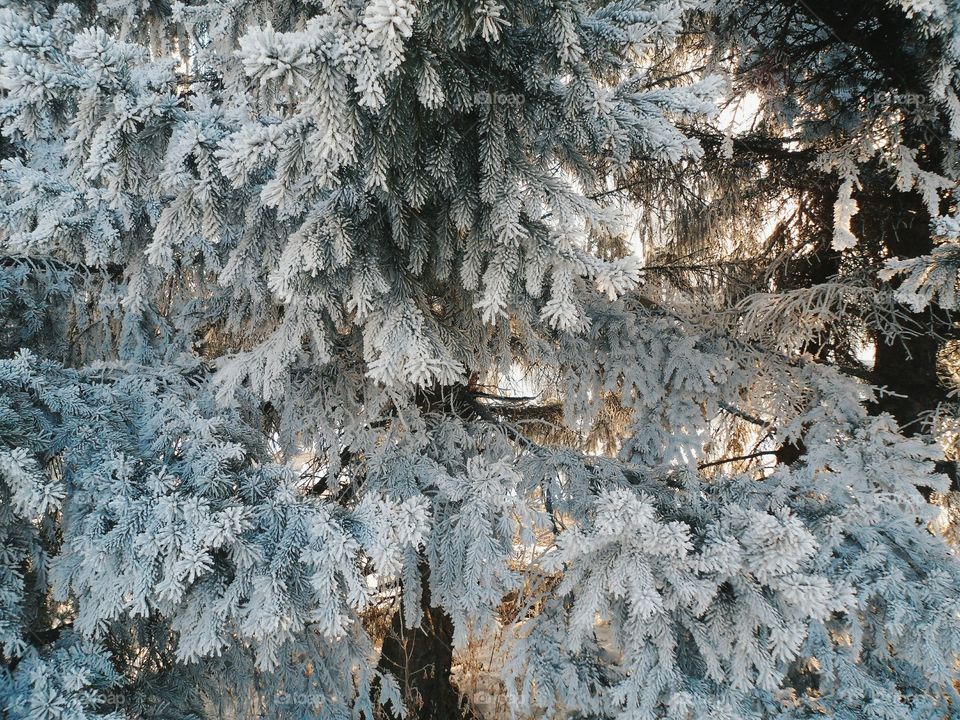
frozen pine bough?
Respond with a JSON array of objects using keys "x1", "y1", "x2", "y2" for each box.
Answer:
[{"x1": 1, "y1": 0, "x2": 960, "y2": 719}]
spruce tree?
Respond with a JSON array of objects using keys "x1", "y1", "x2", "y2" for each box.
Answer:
[{"x1": 1, "y1": 2, "x2": 959, "y2": 720}]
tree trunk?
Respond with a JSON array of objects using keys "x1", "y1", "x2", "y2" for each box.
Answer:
[
  {"x1": 855, "y1": 182, "x2": 958, "y2": 493},
  {"x1": 858, "y1": 188, "x2": 948, "y2": 433},
  {"x1": 377, "y1": 565, "x2": 473, "y2": 720}
]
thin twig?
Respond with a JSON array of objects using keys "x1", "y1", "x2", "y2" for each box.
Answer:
[{"x1": 698, "y1": 450, "x2": 778, "y2": 470}]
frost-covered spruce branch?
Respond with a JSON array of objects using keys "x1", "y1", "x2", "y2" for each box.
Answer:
[{"x1": 1, "y1": 1, "x2": 960, "y2": 719}]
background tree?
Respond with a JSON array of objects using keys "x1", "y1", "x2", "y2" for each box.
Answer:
[
  {"x1": 625, "y1": 0, "x2": 960, "y2": 443},
  {"x1": 1, "y1": 1, "x2": 960, "y2": 720}
]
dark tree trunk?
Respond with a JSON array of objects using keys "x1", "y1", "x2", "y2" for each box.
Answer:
[
  {"x1": 856, "y1": 188, "x2": 948, "y2": 434},
  {"x1": 377, "y1": 563, "x2": 472, "y2": 720},
  {"x1": 373, "y1": 384, "x2": 488, "y2": 719},
  {"x1": 854, "y1": 181, "x2": 957, "y2": 493}
]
